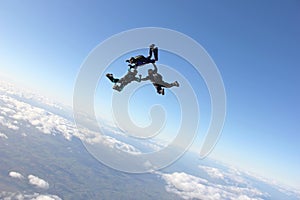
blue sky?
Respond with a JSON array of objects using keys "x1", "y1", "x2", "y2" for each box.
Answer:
[{"x1": 0, "y1": 0, "x2": 299, "y2": 189}]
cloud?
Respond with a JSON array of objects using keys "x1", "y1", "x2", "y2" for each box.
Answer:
[
  {"x1": 199, "y1": 164, "x2": 251, "y2": 188},
  {"x1": 83, "y1": 131, "x2": 141, "y2": 154},
  {"x1": 32, "y1": 194, "x2": 62, "y2": 200},
  {"x1": 0, "y1": 79, "x2": 65, "y2": 110},
  {"x1": 0, "y1": 115, "x2": 19, "y2": 130},
  {"x1": 0, "y1": 191, "x2": 61, "y2": 200},
  {"x1": 9, "y1": 171, "x2": 24, "y2": 179},
  {"x1": 0, "y1": 132, "x2": 8, "y2": 139},
  {"x1": 28, "y1": 175, "x2": 49, "y2": 189},
  {"x1": 199, "y1": 165, "x2": 225, "y2": 180},
  {"x1": 0, "y1": 87, "x2": 142, "y2": 155},
  {"x1": 160, "y1": 171, "x2": 267, "y2": 200},
  {"x1": 241, "y1": 169, "x2": 300, "y2": 198},
  {"x1": 0, "y1": 80, "x2": 146, "y2": 156}
]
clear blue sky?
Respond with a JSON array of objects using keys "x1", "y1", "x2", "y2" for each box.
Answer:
[{"x1": 0, "y1": 0, "x2": 299, "y2": 189}]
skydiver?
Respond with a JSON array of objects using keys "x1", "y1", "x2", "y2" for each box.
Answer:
[
  {"x1": 106, "y1": 69, "x2": 141, "y2": 92},
  {"x1": 140, "y1": 63, "x2": 179, "y2": 95},
  {"x1": 126, "y1": 44, "x2": 158, "y2": 69}
]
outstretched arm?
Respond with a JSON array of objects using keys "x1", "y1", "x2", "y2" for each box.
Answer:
[{"x1": 141, "y1": 76, "x2": 150, "y2": 81}]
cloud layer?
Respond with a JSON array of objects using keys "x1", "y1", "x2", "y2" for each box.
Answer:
[
  {"x1": 1, "y1": 80, "x2": 299, "y2": 200},
  {"x1": 0, "y1": 80, "x2": 141, "y2": 155},
  {"x1": 159, "y1": 164, "x2": 270, "y2": 200}
]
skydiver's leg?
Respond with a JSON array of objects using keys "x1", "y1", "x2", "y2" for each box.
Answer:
[
  {"x1": 159, "y1": 80, "x2": 179, "y2": 88},
  {"x1": 114, "y1": 81, "x2": 127, "y2": 91},
  {"x1": 148, "y1": 58, "x2": 155, "y2": 63},
  {"x1": 114, "y1": 78, "x2": 120, "y2": 83},
  {"x1": 153, "y1": 47, "x2": 158, "y2": 61},
  {"x1": 148, "y1": 48, "x2": 152, "y2": 59},
  {"x1": 147, "y1": 47, "x2": 158, "y2": 62},
  {"x1": 153, "y1": 83, "x2": 163, "y2": 95},
  {"x1": 117, "y1": 76, "x2": 132, "y2": 91},
  {"x1": 106, "y1": 73, "x2": 119, "y2": 83}
]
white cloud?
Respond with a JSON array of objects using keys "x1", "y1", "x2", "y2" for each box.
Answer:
[
  {"x1": 28, "y1": 175, "x2": 49, "y2": 189},
  {"x1": 160, "y1": 171, "x2": 267, "y2": 200},
  {"x1": 199, "y1": 164, "x2": 254, "y2": 188},
  {"x1": 0, "y1": 132, "x2": 8, "y2": 139},
  {"x1": 9, "y1": 171, "x2": 24, "y2": 179},
  {"x1": 0, "y1": 81, "x2": 144, "y2": 155},
  {"x1": 199, "y1": 165, "x2": 225, "y2": 180},
  {"x1": 0, "y1": 191, "x2": 61, "y2": 200},
  {"x1": 0, "y1": 80, "x2": 145, "y2": 154},
  {"x1": 32, "y1": 194, "x2": 62, "y2": 200},
  {"x1": 0, "y1": 115, "x2": 19, "y2": 130},
  {"x1": 242, "y1": 170, "x2": 300, "y2": 198},
  {"x1": 83, "y1": 131, "x2": 141, "y2": 154},
  {"x1": 0, "y1": 79, "x2": 65, "y2": 110}
]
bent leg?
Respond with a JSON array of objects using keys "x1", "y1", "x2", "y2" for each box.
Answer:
[
  {"x1": 106, "y1": 73, "x2": 119, "y2": 83},
  {"x1": 153, "y1": 83, "x2": 163, "y2": 94}
]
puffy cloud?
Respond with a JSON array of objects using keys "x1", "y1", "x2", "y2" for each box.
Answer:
[
  {"x1": 9, "y1": 171, "x2": 24, "y2": 179},
  {"x1": 0, "y1": 191, "x2": 61, "y2": 200},
  {"x1": 199, "y1": 164, "x2": 255, "y2": 188},
  {"x1": 32, "y1": 195, "x2": 62, "y2": 200},
  {"x1": 199, "y1": 165, "x2": 225, "y2": 180},
  {"x1": 28, "y1": 175, "x2": 49, "y2": 189},
  {"x1": 0, "y1": 132, "x2": 8, "y2": 139},
  {"x1": 160, "y1": 171, "x2": 267, "y2": 200},
  {"x1": 0, "y1": 115, "x2": 19, "y2": 130}
]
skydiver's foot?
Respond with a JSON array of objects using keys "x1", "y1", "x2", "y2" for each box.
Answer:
[
  {"x1": 174, "y1": 81, "x2": 179, "y2": 87},
  {"x1": 106, "y1": 73, "x2": 112, "y2": 78},
  {"x1": 113, "y1": 78, "x2": 119, "y2": 83},
  {"x1": 158, "y1": 89, "x2": 164, "y2": 95}
]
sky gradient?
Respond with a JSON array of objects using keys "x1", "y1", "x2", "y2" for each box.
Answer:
[{"x1": 0, "y1": 0, "x2": 299, "y2": 189}]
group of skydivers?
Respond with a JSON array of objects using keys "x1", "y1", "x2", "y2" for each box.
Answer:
[{"x1": 106, "y1": 44, "x2": 179, "y2": 95}]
